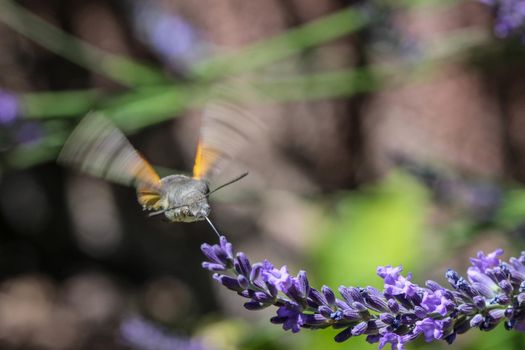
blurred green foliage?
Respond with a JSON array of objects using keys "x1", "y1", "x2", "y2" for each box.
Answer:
[{"x1": 0, "y1": 0, "x2": 489, "y2": 171}]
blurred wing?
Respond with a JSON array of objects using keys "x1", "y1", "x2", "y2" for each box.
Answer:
[
  {"x1": 192, "y1": 101, "x2": 254, "y2": 179},
  {"x1": 59, "y1": 113, "x2": 163, "y2": 209}
]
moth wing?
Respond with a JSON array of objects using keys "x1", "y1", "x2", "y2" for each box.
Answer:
[
  {"x1": 192, "y1": 100, "x2": 258, "y2": 180},
  {"x1": 59, "y1": 113, "x2": 163, "y2": 210}
]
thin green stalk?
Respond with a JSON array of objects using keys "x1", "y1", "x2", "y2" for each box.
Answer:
[
  {"x1": 190, "y1": 8, "x2": 367, "y2": 80},
  {"x1": 22, "y1": 90, "x2": 102, "y2": 118},
  {"x1": 0, "y1": 0, "x2": 167, "y2": 86}
]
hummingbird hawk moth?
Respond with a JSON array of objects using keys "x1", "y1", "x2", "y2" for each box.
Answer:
[{"x1": 59, "y1": 102, "x2": 249, "y2": 232}]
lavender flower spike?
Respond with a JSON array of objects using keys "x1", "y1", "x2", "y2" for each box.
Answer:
[
  {"x1": 479, "y1": 0, "x2": 525, "y2": 40},
  {"x1": 0, "y1": 90, "x2": 19, "y2": 125},
  {"x1": 120, "y1": 316, "x2": 209, "y2": 350},
  {"x1": 202, "y1": 237, "x2": 525, "y2": 349}
]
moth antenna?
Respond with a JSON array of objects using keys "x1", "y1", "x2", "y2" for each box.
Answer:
[
  {"x1": 205, "y1": 216, "x2": 221, "y2": 238},
  {"x1": 207, "y1": 172, "x2": 248, "y2": 196},
  {"x1": 147, "y1": 172, "x2": 249, "y2": 216}
]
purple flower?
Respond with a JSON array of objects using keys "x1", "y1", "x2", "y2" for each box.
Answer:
[
  {"x1": 470, "y1": 249, "x2": 503, "y2": 272},
  {"x1": 480, "y1": 0, "x2": 525, "y2": 40},
  {"x1": 377, "y1": 265, "x2": 418, "y2": 297},
  {"x1": 271, "y1": 306, "x2": 305, "y2": 333},
  {"x1": 377, "y1": 332, "x2": 409, "y2": 350},
  {"x1": 420, "y1": 289, "x2": 454, "y2": 316},
  {"x1": 202, "y1": 236, "x2": 525, "y2": 349},
  {"x1": 128, "y1": 0, "x2": 210, "y2": 70},
  {"x1": 414, "y1": 318, "x2": 449, "y2": 342},
  {"x1": 261, "y1": 261, "x2": 293, "y2": 293},
  {"x1": 119, "y1": 316, "x2": 209, "y2": 350},
  {"x1": 0, "y1": 90, "x2": 19, "y2": 125}
]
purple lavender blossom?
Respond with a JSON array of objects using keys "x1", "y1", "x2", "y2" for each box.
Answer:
[
  {"x1": 120, "y1": 316, "x2": 209, "y2": 350},
  {"x1": 480, "y1": 0, "x2": 525, "y2": 39},
  {"x1": 127, "y1": 0, "x2": 210, "y2": 71},
  {"x1": 202, "y1": 236, "x2": 525, "y2": 349},
  {"x1": 0, "y1": 90, "x2": 42, "y2": 149},
  {"x1": 0, "y1": 90, "x2": 19, "y2": 125}
]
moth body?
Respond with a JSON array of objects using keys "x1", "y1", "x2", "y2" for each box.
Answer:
[{"x1": 155, "y1": 175, "x2": 210, "y2": 222}]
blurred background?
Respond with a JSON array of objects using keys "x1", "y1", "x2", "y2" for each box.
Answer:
[{"x1": 0, "y1": 0, "x2": 525, "y2": 349}]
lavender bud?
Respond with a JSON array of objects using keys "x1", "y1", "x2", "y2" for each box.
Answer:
[
  {"x1": 202, "y1": 262, "x2": 226, "y2": 271},
  {"x1": 505, "y1": 320, "x2": 515, "y2": 330},
  {"x1": 366, "y1": 334, "x2": 381, "y2": 344},
  {"x1": 201, "y1": 244, "x2": 220, "y2": 263},
  {"x1": 363, "y1": 287, "x2": 389, "y2": 312},
  {"x1": 380, "y1": 313, "x2": 395, "y2": 324},
  {"x1": 499, "y1": 280, "x2": 512, "y2": 295},
  {"x1": 454, "y1": 317, "x2": 471, "y2": 334},
  {"x1": 445, "y1": 332, "x2": 457, "y2": 344},
  {"x1": 446, "y1": 269, "x2": 461, "y2": 285},
  {"x1": 303, "y1": 313, "x2": 329, "y2": 326},
  {"x1": 488, "y1": 309, "x2": 505, "y2": 322},
  {"x1": 408, "y1": 292, "x2": 422, "y2": 306},
  {"x1": 219, "y1": 236, "x2": 234, "y2": 259},
  {"x1": 517, "y1": 293, "x2": 525, "y2": 305},
  {"x1": 238, "y1": 290, "x2": 251, "y2": 298},
  {"x1": 309, "y1": 289, "x2": 328, "y2": 307},
  {"x1": 481, "y1": 317, "x2": 498, "y2": 331},
  {"x1": 426, "y1": 280, "x2": 445, "y2": 292},
  {"x1": 297, "y1": 271, "x2": 310, "y2": 297},
  {"x1": 330, "y1": 310, "x2": 343, "y2": 321},
  {"x1": 338, "y1": 287, "x2": 354, "y2": 305},
  {"x1": 234, "y1": 252, "x2": 252, "y2": 276},
  {"x1": 253, "y1": 291, "x2": 273, "y2": 304},
  {"x1": 215, "y1": 274, "x2": 244, "y2": 292},
  {"x1": 349, "y1": 287, "x2": 365, "y2": 303},
  {"x1": 351, "y1": 321, "x2": 368, "y2": 336},
  {"x1": 504, "y1": 307, "x2": 514, "y2": 318},
  {"x1": 509, "y1": 269, "x2": 525, "y2": 285},
  {"x1": 237, "y1": 275, "x2": 249, "y2": 289},
  {"x1": 470, "y1": 314, "x2": 484, "y2": 328},
  {"x1": 288, "y1": 283, "x2": 306, "y2": 302},
  {"x1": 322, "y1": 285, "x2": 336, "y2": 306},
  {"x1": 335, "y1": 299, "x2": 350, "y2": 310},
  {"x1": 270, "y1": 316, "x2": 286, "y2": 324},
  {"x1": 458, "y1": 279, "x2": 477, "y2": 298},
  {"x1": 443, "y1": 290, "x2": 455, "y2": 300},
  {"x1": 352, "y1": 302, "x2": 368, "y2": 312},
  {"x1": 414, "y1": 306, "x2": 427, "y2": 318},
  {"x1": 387, "y1": 299, "x2": 400, "y2": 314},
  {"x1": 397, "y1": 295, "x2": 416, "y2": 311},
  {"x1": 244, "y1": 301, "x2": 265, "y2": 310},
  {"x1": 457, "y1": 303, "x2": 476, "y2": 315},
  {"x1": 495, "y1": 294, "x2": 509, "y2": 305},
  {"x1": 342, "y1": 308, "x2": 361, "y2": 321},
  {"x1": 473, "y1": 296, "x2": 486, "y2": 309},
  {"x1": 493, "y1": 267, "x2": 507, "y2": 281},
  {"x1": 266, "y1": 281, "x2": 278, "y2": 298},
  {"x1": 471, "y1": 282, "x2": 495, "y2": 299},
  {"x1": 250, "y1": 263, "x2": 263, "y2": 282},
  {"x1": 212, "y1": 245, "x2": 230, "y2": 265},
  {"x1": 400, "y1": 313, "x2": 418, "y2": 325},
  {"x1": 334, "y1": 327, "x2": 353, "y2": 343},
  {"x1": 318, "y1": 305, "x2": 333, "y2": 319}
]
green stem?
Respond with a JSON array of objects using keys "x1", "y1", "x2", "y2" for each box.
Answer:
[{"x1": 0, "y1": 0, "x2": 167, "y2": 86}]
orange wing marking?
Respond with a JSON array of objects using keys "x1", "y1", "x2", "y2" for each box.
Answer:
[{"x1": 192, "y1": 140, "x2": 221, "y2": 179}]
